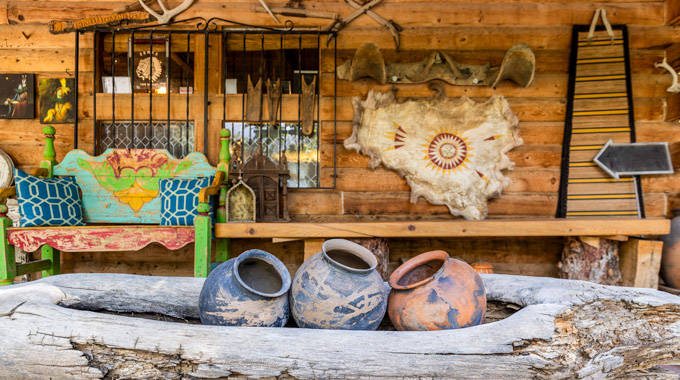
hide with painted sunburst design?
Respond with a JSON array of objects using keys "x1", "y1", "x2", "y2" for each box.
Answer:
[{"x1": 345, "y1": 89, "x2": 523, "y2": 220}]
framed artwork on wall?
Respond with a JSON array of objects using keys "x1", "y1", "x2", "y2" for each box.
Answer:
[
  {"x1": 0, "y1": 74, "x2": 34, "y2": 119},
  {"x1": 128, "y1": 37, "x2": 169, "y2": 93},
  {"x1": 39, "y1": 78, "x2": 75, "y2": 124}
]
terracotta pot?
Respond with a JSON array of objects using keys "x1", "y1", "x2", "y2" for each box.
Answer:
[
  {"x1": 289, "y1": 239, "x2": 388, "y2": 330},
  {"x1": 661, "y1": 210, "x2": 680, "y2": 289},
  {"x1": 471, "y1": 262, "x2": 494, "y2": 274},
  {"x1": 388, "y1": 250, "x2": 486, "y2": 331},
  {"x1": 199, "y1": 249, "x2": 291, "y2": 327}
]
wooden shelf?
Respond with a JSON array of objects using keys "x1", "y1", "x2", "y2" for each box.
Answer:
[{"x1": 215, "y1": 219, "x2": 670, "y2": 239}]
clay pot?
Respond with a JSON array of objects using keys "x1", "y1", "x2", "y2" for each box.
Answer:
[
  {"x1": 388, "y1": 250, "x2": 486, "y2": 331},
  {"x1": 661, "y1": 210, "x2": 680, "y2": 288},
  {"x1": 199, "y1": 249, "x2": 291, "y2": 327},
  {"x1": 289, "y1": 239, "x2": 388, "y2": 330},
  {"x1": 471, "y1": 262, "x2": 494, "y2": 274}
]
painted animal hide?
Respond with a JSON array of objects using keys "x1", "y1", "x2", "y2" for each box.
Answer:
[{"x1": 344, "y1": 90, "x2": 522, "y2": 220}]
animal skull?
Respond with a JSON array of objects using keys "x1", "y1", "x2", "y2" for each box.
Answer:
[{"x1": 138, "y1": 0, "x2": 194, "y2": 25}]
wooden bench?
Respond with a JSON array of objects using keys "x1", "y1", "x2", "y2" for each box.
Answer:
[
  {"x1": 214, "y1": 219, "x2": 670, "y2": 288},
  {"x1": 0, "y1": 127, "x2": 232, "y2": 285}
]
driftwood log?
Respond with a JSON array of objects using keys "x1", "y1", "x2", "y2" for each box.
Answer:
[{"x1": 1, "y1": 273, "x2": 679, "y2": 379}]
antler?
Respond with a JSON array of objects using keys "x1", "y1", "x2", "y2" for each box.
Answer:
[
  {"x1": 138, "y1": 0, "x2": 194, "y2": 25},
  {"x1": 655, "y1": 58, "x2": 680, "y2": 93}
]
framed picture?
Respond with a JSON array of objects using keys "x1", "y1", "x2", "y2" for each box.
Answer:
[
  {"x1": 128, "y1": 37, "x2": 169, "y2": 93},
  {"x1": 0, "y1": 74, "x2": 34, "y2": 119},
  {"x1": 38, "y1": 78, "x2": 76, "y2": 124},
  {"x1": 102, "y1": 76, "x2": 132, "y2": 94}
]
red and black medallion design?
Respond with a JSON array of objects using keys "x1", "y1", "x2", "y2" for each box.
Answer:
[{"x1": 426, "y1": 132, "x2": 469, "y2": 171}]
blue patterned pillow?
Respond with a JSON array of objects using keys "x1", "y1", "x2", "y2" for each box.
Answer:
[
  {"x1": 159, "y1": 177, "x2": 214, "y2": 226},
  {"x1": 14, "y1": 169, "x2": 85, "y2": 227}
]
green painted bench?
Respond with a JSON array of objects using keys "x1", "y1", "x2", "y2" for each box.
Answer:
[{"x1": 0, "y1": 127, "x2": 232, "y2": 285}]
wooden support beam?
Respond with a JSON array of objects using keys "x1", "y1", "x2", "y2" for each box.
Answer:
[
  {"x1": 303, "y1": 238, "x2": 325, "y2": 261},
  {"x1": 215, "y1": 219, "x2": 670, "y2": 239},
  {"x1": 619, "y1": 238, "x2": 664, "y2": 288}
]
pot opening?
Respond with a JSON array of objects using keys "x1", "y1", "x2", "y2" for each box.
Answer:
[
  {"x1": 326, "y1": 249, "x2": 372, "y2": 270},
  {"x1": 237, "y1": 258, "x2": 283, "y2": 295},
  {"x1": 397, "y1": 259, "x2": 444, "y2": 287}
]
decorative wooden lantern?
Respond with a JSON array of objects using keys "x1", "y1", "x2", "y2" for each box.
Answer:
[
  {"x1": 226, "y1": 179, "x2": 256, "y2": 223},
  {"x1": 229, "y1": 141, "x2": 290, "y2": 222}
]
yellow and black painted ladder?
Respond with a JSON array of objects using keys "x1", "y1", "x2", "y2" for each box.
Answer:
[{"x1": 556, "y1": 25, "x2": 644, "y2": 218}]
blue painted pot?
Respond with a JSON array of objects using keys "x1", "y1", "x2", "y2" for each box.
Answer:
[
  {"x1": 289, "y1": 239, "x2": 388, "y2": 330},
  {"x1": 199, "y1": 249, "x2": 291, "y2": 327}
]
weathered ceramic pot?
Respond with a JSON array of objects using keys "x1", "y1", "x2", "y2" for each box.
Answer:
[
  {"x1": 388, "y1": 250, "x2": 486, "y2": 331},
  {"x1": 199, "y1": 249, "x2": 291, "y2": 327},
  {"x1": 289, "y1": 239, "x2": 388, "y2": 330},
  {"x1": 661, "y1": 210, "x2": 680, "y2": 288}
]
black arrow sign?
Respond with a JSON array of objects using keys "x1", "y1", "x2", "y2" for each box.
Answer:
[{"x1": 593, "y1": 139, "x2": 674, "y2": 179}]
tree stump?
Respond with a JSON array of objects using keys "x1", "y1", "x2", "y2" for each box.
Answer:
[
  {"x1": 559, "y1": 236, "x2": 622, "y2": 285},
  {"x1": 350, "y1": 237, "x2": 389, "y2": 280},
  {"x1": 1, "y1": 273, "x2": 679, "y2": 379}
]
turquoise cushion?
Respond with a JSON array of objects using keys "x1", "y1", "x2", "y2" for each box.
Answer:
[
  {"x1": 14, "y1": 169, "x2": 85, "y2": 227},
  {"x1": 159, "y1": 177, "x2": 214, "y2": 226}
]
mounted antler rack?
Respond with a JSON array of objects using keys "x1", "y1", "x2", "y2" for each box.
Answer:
[{"x1": 655, "y1": 58, "x2": 680, "y2": 93}]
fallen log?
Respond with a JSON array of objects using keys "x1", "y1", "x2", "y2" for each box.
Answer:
[{"x1": 0, "y1": 273, "x2": 679, "y2": 379}]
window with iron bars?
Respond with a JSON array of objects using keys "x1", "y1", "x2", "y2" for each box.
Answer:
[{"x1": 86, "y1": 26, "x2": 335, "y2": 188}]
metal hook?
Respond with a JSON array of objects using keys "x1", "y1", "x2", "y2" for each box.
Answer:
[{"x1": 65, "y1": 69, "x2": 73, "y2": 77}]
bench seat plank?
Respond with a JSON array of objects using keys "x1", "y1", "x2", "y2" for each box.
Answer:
[
  {"x1": 7, "y1": 226, "x2": 194, "y2": 253},
  {"x1": 215, "y1": 219, "x2": 670, "y2": 239}
]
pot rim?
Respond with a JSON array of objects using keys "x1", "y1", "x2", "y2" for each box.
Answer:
[
  {"x1": 388, "y1": 250, "x2": 449, "y2": 290},
  {"x1": 321, "y1": 239, "x2": 377, "y2": 274},
  {"x1": 233, "y1": 249, "x2": 292, "y2": 298}
]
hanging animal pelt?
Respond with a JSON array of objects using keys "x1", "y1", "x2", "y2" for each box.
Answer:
[{"x1": 345, "y1": 85, "x2": 523, "y2": 220}]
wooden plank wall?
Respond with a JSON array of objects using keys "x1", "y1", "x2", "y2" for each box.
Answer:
[{"x1": 3, "y1": 0, "x2": 680, "y2": 278}]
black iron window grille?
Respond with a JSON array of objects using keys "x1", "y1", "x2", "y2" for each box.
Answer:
[
  {"x1": 75, "y1": 18, "x2": 337, "y2": 189},
  {"x1": 98, "y1": 121, "x2": 194, "y2": 159}
]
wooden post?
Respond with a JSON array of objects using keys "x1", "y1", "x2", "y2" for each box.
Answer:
[
  {"x1": 194, "y1": 203, "x2": 212, "y2": 277},
  {"x1": 215, "y1": 129, "x2": 231, "y2": 263},
  {"x1": 619, "y1": 238, "x2": 664, "y2": 288},
  {"x1": 303, "y1": 238, "x2": 325, "y2": 261},
  {"x1": 0, "y1": 205, "x2": 16, "y2": 286},
  {"x1": 40, "y1": 245, "x2": 60, "y2": 278},
  {"x1": 40, "y1": 126, "x2": 57, "y2": 178},
  {"x1": 558, "y1": 236, "x2": 622, "y2": 285}
]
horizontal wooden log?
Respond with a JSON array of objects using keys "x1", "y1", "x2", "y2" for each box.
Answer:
[
  {"x1": 2, "y1": 273, "x2": 678, "y2": 379},
  {"x1": 7, "y1": 2, "x2": 667, "y2": 27},
  {"x1": 321, "y1": 49, "x2": 666, "y2": 75},
  {"x1": 0, "y1": 47, "x2": 93, "y2": 72},
  {"x1": 320, "y1": 120, "x2": 679, "y2": 145},
  {"x1": 320, "y1": 72, "x2": 670, "y2": 99},
  {"x1": 327, "y1": 26, "x2": 680, "y2": 51},
  {"x1": 335, "y1": 191, "x2": 667, "y2": 217},
  {"x1": 321, "y1": 143, "x2": 562, "y2": 169}
]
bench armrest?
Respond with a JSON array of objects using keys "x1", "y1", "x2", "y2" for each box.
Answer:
[{"x1": 198, "y1": 171, "x2": 225, "y2": 205}]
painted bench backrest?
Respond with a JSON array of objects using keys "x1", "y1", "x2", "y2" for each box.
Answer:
[{"x1": 52, "y1": 149, "x2": 217, "y2": 224}]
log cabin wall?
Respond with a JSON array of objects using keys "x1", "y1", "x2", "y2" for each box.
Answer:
[{"x1": 0, "y1": 0, "x2": 678, "y2": 278}]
